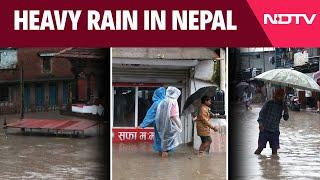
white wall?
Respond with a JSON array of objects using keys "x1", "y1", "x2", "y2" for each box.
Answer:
[
  {"x1": 113, "y1": 48, "x2": 217, "y2": 60},
  {"x1": 220, "y1": 48, "x2": 226, "y2": 92},
  {"x1": 194, "y1": 60, "x2": 214, "y2": 81},
  {"x1": 193, "y1": 118, "x2": 226, "y2": 153},
  {"x1": 240, "y1": 51, "x2": 276, "y2": 72}
]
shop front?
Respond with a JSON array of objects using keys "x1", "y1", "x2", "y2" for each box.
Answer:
[
  {"x1": 112, "y1": 48, "x2": 224, "y2": 148},
  {"x1": 112, "y1": 64, "x2": 193, "y2": 144}
]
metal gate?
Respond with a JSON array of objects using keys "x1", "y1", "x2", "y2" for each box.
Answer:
[
  {"x1": 35, "y1": 84, "x2": 44, "y2": 108},
  {"x1": 211, "y1": 90, "x2": 225, "y2": 115},
  {"x1": 113, "y1": 67, "x2": 190, "y2": 84},
  {"x1": 49, "y1": 83, "x2": 57, "y2": 106},
  {"x1": 62, "y1": 81, "x2": 68, "y2": 105},
  {"x1": 23, "y1": 85, "x2": 30, "y2": 112},
  {"x1": 77, "y1": 79, "x2": 87, "y2": 101}
]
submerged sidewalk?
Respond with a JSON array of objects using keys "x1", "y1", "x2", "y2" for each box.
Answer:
[{"x1": 112, "y1": 143, "x2": 226, "y2": 180}]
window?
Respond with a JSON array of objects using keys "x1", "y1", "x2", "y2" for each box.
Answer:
[
  {"x1": 113, "y1": 85, "x2": 183, "y2": 127},
  {"x1": 42, "y1": 56, "x2": 52, "y2": 73},
  {"x1": 113, "y1": 87, "x2": 136, "y2": 127},
  {"x1": 138, "y1": 87, "x2": 157, "y2": 127},
  {"x1": 0, "y1": 86, "x2": 9, "y2": 102}
]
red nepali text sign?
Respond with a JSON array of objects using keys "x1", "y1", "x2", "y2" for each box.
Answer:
[{"x1": 112, "y1": 128, "x2": 154, "y2": 143}]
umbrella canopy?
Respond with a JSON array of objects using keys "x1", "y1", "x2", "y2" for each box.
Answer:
[
  {"x1": 236, "y1": 82, "x2": 249, "y2": 89},
  {"x1": 182, "y1": 86, "x2": 217, "y2": 115},
  {"x1": 254, "y1": 69, "x2": 320, "y2": 92},
  {"x1": 314, "y1": 71, "x2": 320, "y2": 86},
  {"x1": 235, "y1": 82, "x2": 255, "y2": 97}
]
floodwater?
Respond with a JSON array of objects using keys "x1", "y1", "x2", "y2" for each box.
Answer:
[
  {"x1": 112, "y1": 143, "x2": 226, "y2": 180},
  {"x1": 233, "y1": 103, "x2": 320, "y2": 180},
  {"x1": 0, "y1": 112, "x2": 105, "y2": 179}
]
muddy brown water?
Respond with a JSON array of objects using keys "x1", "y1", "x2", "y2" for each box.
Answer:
[
  {"x1": 234, "y1": 104, "x2": 320, "y2": 180},
  {"x1": 0, "y1": 112, "x2": 105, "y2": 179},
  {"x1": 112, "y1": 143, "x2": 226, "y2": 180}
]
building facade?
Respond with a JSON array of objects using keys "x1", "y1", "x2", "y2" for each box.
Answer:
[
  {"x1": 233, "y1": 48, "x2": 320, "y2": 107},
  {"x1": 0, "y1": 48, "x2": 74, "y2": 114}
]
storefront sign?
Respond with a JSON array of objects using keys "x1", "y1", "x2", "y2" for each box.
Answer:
[{"x1": 112, "y1": 128, "x2": 154, "y2": 143}]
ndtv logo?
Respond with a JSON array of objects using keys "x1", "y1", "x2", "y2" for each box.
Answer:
[{"x1": 264, "y1": 14, "x2": 317, "y2": 25}]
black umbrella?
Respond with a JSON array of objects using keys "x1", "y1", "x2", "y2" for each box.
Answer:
[{"x1": 182, "y1": 86, "x2": 217, "y2": 115}]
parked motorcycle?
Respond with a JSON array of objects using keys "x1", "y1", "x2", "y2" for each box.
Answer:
[{"x1": 286, "y1": 94, "x2": 301, "y2": 111}]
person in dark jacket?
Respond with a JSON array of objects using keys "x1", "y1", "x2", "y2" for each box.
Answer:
[{"x1": 254, "y1": 88, "x2": 289, "y2": 155}]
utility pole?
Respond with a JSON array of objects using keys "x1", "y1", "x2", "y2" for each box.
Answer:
[
  {"x1": 20, "y1": 61, "x2": 24, "y2": 120},
  {"x1": 263, "y1": 47, "x2": 267, "y2": 102},
  {"x1": 248, "y1": 48, "x2": 251, "y2": 69},
  {"x1": 68, "y1": 82, "x2": 72, "y2": 111}
]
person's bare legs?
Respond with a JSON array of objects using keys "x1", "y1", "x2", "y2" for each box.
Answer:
[
  {"x1": 161, "y1": 151, "x2": 169, "y2": 158},
  {"x1": 199, "y1": 143, "x2": 206, "y2": 153},
  {"x1": 205, "y1": 141, "x2": 212, "y2": 153},
  {"x1": 199, "y1": 142, "x2": 210, "y2": 157},
  {"x1": 254, "y1": 147, "x2": 263, "y2": 155},
  {"x1": 272, "y1": 148, "x2": 278, "y2": 155}
]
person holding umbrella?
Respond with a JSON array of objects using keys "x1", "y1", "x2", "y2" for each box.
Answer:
[
  {"x1": 254, "y1": 88, "x2": 289, "y2": 156},
  {"x1": 196, "y1": 95, "x2": 218, "y2": 156}
]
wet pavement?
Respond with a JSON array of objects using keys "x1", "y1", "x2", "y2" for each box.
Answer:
[
  {"x1": 112, "y1": 143, "x2": 226, "y2": 180},
  {"x1": 0, "y1": 112, "x2": 104, "y2": 179},
  {"x1": 234, "y1": 103, "x2": 320, "y2": 180}
]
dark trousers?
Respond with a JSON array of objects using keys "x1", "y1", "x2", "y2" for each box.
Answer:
[{"x1": 258, "y1": 130, "x2": 280, "y2": 149}]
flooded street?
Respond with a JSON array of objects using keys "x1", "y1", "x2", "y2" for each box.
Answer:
[
  {"x1": 112, "y1": 143, "x2": 226, "y2": 180},
  {"x1": 0, "y1": 112, "x2": 105, "y2": 179},
  {"x1": 233, "y1": 103, "x2": 320, "y2": 179}
]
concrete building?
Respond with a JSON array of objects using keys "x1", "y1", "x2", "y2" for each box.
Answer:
[
  {"x1": 232, "y1": 48, "x2": 320, "y2": 107},
  {"x1": 112, "y1": 48, "x2": 226, "y2": 151},
  {"x1": 0, "y1": 48, "x2": 107, "y2": 114},
  {"x1": 0, "y1": 48, "x2": 73, "y2": 114}
]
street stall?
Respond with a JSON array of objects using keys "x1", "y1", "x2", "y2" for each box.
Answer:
[{"x1": 54, "y1": 48, "x2": 107, "y2": 119}]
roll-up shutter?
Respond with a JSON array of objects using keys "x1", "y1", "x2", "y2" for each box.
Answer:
[{"x1": 113, "y1": 67, "x2": 190, "y2": 84}]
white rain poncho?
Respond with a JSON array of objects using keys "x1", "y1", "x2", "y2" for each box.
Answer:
[{"x1": 155, "y1": 86, "x2": 183, "y2": 151}]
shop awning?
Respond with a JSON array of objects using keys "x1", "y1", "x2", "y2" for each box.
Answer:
[
  {"x1": 49, "y1": 48, "x2": 108, "y2": 59},
  {"x1": 113, "y1": 58, "x2": 199, "y2": 68}
]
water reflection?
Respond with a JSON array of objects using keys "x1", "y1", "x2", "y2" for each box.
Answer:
[
  {"x1": 234, "y1": 103, "x2": 320, "y2": 179},
  {"x1": 258, "y1": 155, "x2": 282, "y2": 180},
  {"x1": 113, "y1": 143, "x2": 226, "y2": 180}
]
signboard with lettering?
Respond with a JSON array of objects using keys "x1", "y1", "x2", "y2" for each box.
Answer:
[
  {"x1": 112, "y1": 128, "x2": 154, "y2": 143},
  {"x1": 0, "y1": 49, "x2": 18, "y2": 69}
]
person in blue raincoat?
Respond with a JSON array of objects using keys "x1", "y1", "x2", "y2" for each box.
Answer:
[{"x1": 139, "y1": 87, "x2": 166, "y2": 153}]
